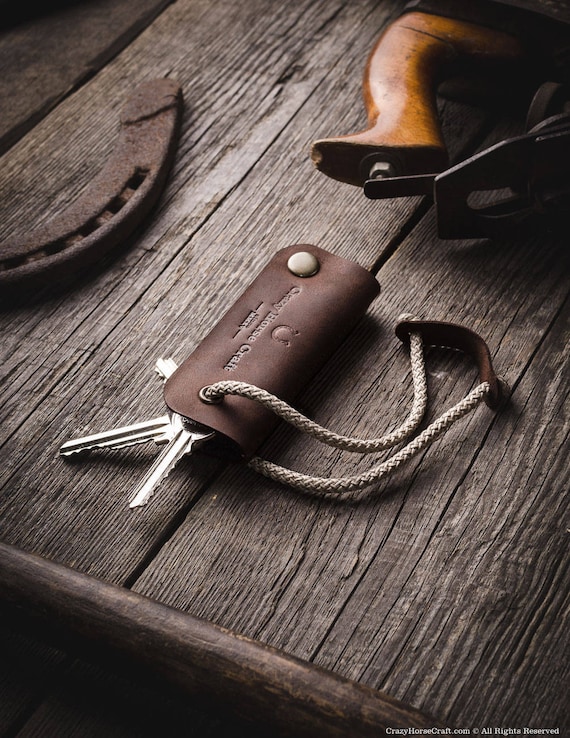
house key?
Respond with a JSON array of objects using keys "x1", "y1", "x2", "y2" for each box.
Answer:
[
  {"x1": 60, "y1": 357, "x2": 215, "y2": 508},
  {"x1": 60, "y1": 245, "x2": 381, "y2": 507}
]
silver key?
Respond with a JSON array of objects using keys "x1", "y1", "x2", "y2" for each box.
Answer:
[
  {"x1": 60, "y1": 357, "x2": 214, "y2": 508},
  {"x1": 59, "y1": 416, "x2": 173, "y2": 456},
  {"x1": 59, "y1": 358, "x2": 180, "y2": 457},
  {"x1": 128, "y1": 413, "x2": 214, "y2": 508}
]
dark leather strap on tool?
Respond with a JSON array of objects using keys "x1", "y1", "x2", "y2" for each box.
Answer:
[
  {"x1": 434, "y1": 81, "x2": 570, "y2": 238},
  {"x1": 0, "y1": 78, "x2": 183, "y2": 294},
  {"x1": 395, "y1": 316, "x2": 506, "y2": 409}
]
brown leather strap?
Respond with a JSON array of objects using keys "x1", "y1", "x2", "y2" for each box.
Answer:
[
  {"x1": 0, "y1": 78, "x2": 182, "y2": 295},
  {"x1": 395, "y1": 317, "x2": 506, "y2": 409}
]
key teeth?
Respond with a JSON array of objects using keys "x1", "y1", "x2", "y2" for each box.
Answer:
[
  {"x1": 59, "y1": 415, "x2": 173, "y2": 457},
  {"x1": 59, "y1": 446, "x2": 83, "y2": 457},
  {"x1": 129, "y1": 436, "x2": 196, "y2": 509},
  {"x1": 129, "y1": 496, "x2": 149, "y2": 509},
  {"x1": 128, "y1": 459, "x2": 177, "y2": 507},
  {"x1": 129, "y1": 490, "x2": 151, "y2": 508},
  {"x1": 128, "y1": 463, "x2": 174, "y2": 508},
  {"x1": 127, "y1": 425, "x2": 194, "y2": 509},
  {"x1": 129, "y1": 480, "x2": 160, "y2": 508}
]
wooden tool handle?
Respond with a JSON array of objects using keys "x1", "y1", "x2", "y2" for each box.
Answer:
[
  {"x1": 0, "y1": 542, "x2": 444, "y2": 737},
  {"x1": 311, "y1": 11, "x2": 524, "y2": 186}
]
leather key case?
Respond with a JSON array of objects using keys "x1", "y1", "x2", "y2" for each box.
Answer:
[{"x1": 164, "y1": 245, "x2": 380, "y2": 459}]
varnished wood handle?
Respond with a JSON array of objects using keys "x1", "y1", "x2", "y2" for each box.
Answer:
[
  {"x1": 311, "y1": 12, "x2": 524, "y2": 186},
  {"x1": 0, "y1": 542, "x2": 444, "y2": 736}
]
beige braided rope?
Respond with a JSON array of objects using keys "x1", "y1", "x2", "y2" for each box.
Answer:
[
  {"x1": 248, "y1": 382, "x2": 490, "y2": 497},
  {"x1": 200, "y1": 331, "x2": 491, "y2": 496},
  {"x1": 201, "y1": 333, "x2": 428, "y2": 452}
]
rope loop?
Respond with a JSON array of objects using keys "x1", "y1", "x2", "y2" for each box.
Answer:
[{"x1": 200, "y1": 330, "x2": 492, "y2": 497}]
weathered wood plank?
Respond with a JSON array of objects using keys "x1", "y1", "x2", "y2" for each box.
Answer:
[
  {"x1": 0, "y1": 620, "x2": 68, "y2": 734},
  {"x1": 310, "y1": 279, "x2": 570, "y2": 729},
  {"x1": 0, "y1": 628, "x2": 235, "y2": 738},
  {"x1": 0, "y1": 542, "x2": 442, "y2": 737},
  {"x1": 127, "y1": 161, "x2": 569, "y2": 728},
  {"x1": 1, "y1": 0, "x2": 567, "y2": 734},
  {"x1": 0, "y1": 0, "x2": 174, "y2": 155},
  {"x1": 0, "y1": 0, "x2": 413, "y2": 731},
  {"x1": 0, "y1": 0, "x2": 413, "y2": 576},
  {"x1": 0, "y1": 614, "x2": 259, "y2": 738}
]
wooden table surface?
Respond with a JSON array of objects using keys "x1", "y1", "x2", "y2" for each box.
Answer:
[{"x1": 1, "y1": 1, "x2": 568, "y2": 735}]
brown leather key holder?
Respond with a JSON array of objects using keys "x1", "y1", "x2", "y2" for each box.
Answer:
[
  {"x1": 163, "y1": 247, "x2": 507, "y2": 497},
  {"x1": 0, "y1": 78, "x2": 183, "y2": 296},
  {"x1": 163, "y1": 245, "x2": 381, "y2": 460},
  {"x1": 60, "y1": 245, "x2": 507, "y2": 505}
]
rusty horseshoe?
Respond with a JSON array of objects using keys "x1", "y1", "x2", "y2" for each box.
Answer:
[{"x1": 0, "y1": 78, "x2": 183, "y2": 295}]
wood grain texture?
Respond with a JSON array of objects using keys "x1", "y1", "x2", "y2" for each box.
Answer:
[
  {"x1": 0, "y1": 0, "x2": 568, "y2": 734},
  {"x1": 130, "y1": 213, "x2": 569, "y2": 728},
  {"x1": 0, "y1": 542, "x2": 442, "y2": 737},
  {"x1": 0, "y1": 0, "x2": 174, "y2": 156},
  {"x1": 0, "y1": 0, "x2": 412, "y2": 576}
]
